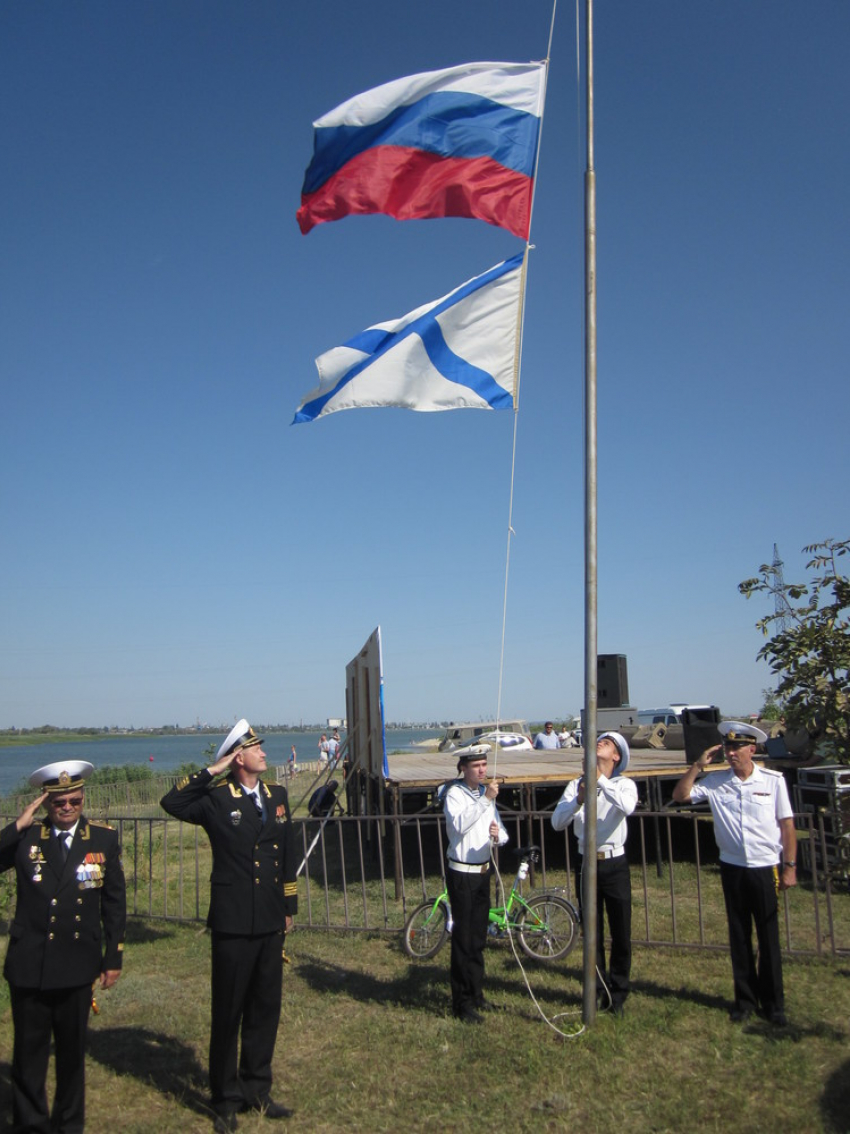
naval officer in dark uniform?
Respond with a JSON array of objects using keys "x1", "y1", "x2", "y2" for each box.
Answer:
[
  {"x1": 0, "y1": 760, "x2": 126, "y2": 1134},
  {"x1": 160, "y1": 720, "x2": 298, "y2": 1132}
]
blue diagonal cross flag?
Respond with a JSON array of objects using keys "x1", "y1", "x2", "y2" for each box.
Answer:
[{"x1": 292, "y1": 252, "x2": 526, "y2": 424}]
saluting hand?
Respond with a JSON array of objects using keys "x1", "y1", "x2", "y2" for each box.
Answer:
[
  {"x1": 15, "y1": 792, "x2": 48, "y2": 832},
  {"x1": 207, "y1": 749, "x2": 240, "y2": 778}
]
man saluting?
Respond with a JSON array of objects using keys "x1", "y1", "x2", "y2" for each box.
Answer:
[
  {"x1": 161, "y1": 720, "x2": 297, "y2": 1132},
  {"x1": 0, "y1": 760, "x2": 126, "y2": 1133}
]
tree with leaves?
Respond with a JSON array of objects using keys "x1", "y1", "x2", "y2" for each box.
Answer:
[{"x1": 739, "y1": 538, "x2": 849, "y2": 763}]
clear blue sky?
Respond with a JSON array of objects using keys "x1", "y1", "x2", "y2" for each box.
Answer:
[{"x1": 2, "y1": 0, "x2": 848, "y2": 730}]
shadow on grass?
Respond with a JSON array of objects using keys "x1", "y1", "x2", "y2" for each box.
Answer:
[
  {"x1": 296, "y1": 952, "x2": 449, "y2": 1012},
  {"x1": 0, "y1": 1024, "x2": 209, "y2": 1129},
  {"x1": 88, "y1": 1026, "x2": 209, "y2": 1118},
  {"x1": 293, "y1": 939, "x2": 850, "y2": 1042},
  {"x1": 295, "y1": 948, "x2": 586, "y2": 1019},
  {"x1": 820, "y1": 1057, "x2": 850, "y2": 1133},
  {"x1": 125, "y1": 918, "x2": 178, "y2": 945}
]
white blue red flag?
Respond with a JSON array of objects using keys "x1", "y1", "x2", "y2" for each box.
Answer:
[
  {"x1": 297, "y1": 62, "x2": 546, "y2": 241},
  {"x1": 292, "y1": 252, "x2": 526, "y2": 424}
]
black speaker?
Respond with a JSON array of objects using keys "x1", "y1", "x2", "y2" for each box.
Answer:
[
  {"x1": 597, "y1": 654, "x2": 629, "y2": 708},
  {"x1": 682, "y1": 706, "x2": 722, "y2": 764}
]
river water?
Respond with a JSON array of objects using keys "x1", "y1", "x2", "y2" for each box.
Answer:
[{"x1": 0, "y1": 727, "x2": 441, "y2": 797}]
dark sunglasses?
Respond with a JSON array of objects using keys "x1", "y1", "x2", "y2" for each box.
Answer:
[{"x1": 49, "y1": 796, "x2": 84, "y2": 808}]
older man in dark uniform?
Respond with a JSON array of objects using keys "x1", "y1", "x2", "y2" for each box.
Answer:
[
  {"x1": 0, "y1": 760, "x2": 126, "y2": 1134},
  {"x1": 160, "y1": 720, "x2": 298, "y2": 1132}
]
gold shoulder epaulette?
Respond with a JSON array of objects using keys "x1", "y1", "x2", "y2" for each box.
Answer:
[{"x1": 88, "y1": 820, "x2": 116, "y2": 830}]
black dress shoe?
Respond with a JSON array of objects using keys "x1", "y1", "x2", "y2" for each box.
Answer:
[
  {"x1": 729, "y1": 1006, "x2": 753, "y2": 1023},
  {"x1": 769, "y1": 1010, "x2": 788, "y2": 1027},
  {"x1": 213, "y1": 1112, "x2": 238, "y2": 1133},
  {"x1": 248, "y1": 1098, "x2": 294, "y2": 1119},
  {"x1": 454, "y1": 1008, "x2": 484, "y2": 1024}
]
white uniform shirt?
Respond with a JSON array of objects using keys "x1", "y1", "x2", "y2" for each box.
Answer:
[
  {"x1": 688, "y1": 765, "x2": 792, "y2": 868},
  {"x1": 551, "y1": 774, "x2": 638, "y2": 854},
  {"x1": 444, "y1": 781, "x2": 509, "y2": 865}
]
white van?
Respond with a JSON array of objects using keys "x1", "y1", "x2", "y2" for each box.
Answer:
[{"x1": 638, "y1": 704, "x2": 711, "y2": 728}]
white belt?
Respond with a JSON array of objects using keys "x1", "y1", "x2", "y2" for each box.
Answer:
[
  {"x1": 448, "y1": 860, "x2": 490, "y2": 874},
  {"x1": 579, "y1": 847, "x2": 625, "y2": 861}
]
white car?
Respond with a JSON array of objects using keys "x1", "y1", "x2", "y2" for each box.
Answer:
[{"x1": 453, "y1": 730, "x2": 533, "y2": 756}]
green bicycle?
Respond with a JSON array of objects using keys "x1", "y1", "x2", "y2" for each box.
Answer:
[{"x1": 402, "y1": 845, "x2": 579, "y2": 963}]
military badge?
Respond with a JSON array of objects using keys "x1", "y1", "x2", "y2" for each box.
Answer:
[
  {"x1": 230, "y1": 810, "x2": 242, "y2": 826},
  {"x1": 29, "y1": 844, "x2": 46, "y2": 882},
  {"x1": 76, "y1": 861, "x2": 104, "y2": 889},
  {"x1": 275, "y1": 805, "x2": 287, "y2": 824}
]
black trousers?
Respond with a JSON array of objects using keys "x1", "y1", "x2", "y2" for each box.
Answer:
[
  {"x1": 719, "y1": 862, "x2": 784, "y2": 1015},
  {"x1": 446, "y1": 867, "x2": 491, "y2": 1014},
  {"x1": 209, "y1": 930, "x2": 284, "y2": 1113},
  {"x1": 576, "y1": 855, "x2": 632, "y2": 1007},
  {"x1": 8, "y1": 982, "x2": 91, "y2": 1134}
]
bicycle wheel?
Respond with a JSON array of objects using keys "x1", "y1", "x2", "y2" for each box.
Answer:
[
  {"x1": 517, "y1": 894, "x2": 579, "y2": 962},
  {"x1": 403, "y1": 900, "x2": 449, "y2": 960}
]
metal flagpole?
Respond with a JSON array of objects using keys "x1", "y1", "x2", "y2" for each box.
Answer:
[{"x1": 582, "y1": 0, "x2": 599, "y2": 1026}]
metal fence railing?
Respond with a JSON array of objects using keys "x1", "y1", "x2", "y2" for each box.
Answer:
[{"x1": 1, "y1": 809, "x2": 847, "y2": 957}]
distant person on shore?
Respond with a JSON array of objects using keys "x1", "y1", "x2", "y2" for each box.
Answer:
[
  {"x1": 160, "y1": 719, "x2": 298, "y2": 1131},
  {"x1": 327, "y1": 730, "x2": 340, "y2": 769},
  {"x1": 317, "y1": 734, "x2": 329, "y2": 771},
  {"x1": 0, "y1": 759, "x2": 126, "y2": 1132},
  {"x1": 533, "y1": 721, "x2": 561, "y2": 750},
  {"x1": 551, "y1": 732, "x2": 637, "y2": 1015},
  {"x1": 672, "y1": 720, "x2": 796, "y2": 1025},
  {"x1": 443, "y1": 751, "x2": 509, "y2": 1023},
  {"x1": 288, "y1": 745, "x2": 298, "y2": 776}
]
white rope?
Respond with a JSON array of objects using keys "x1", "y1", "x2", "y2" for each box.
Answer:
[
  {"x1": 492, "y1": 0, "x2": 558, "y2": 780},
  {"x1": 488, "y1": 849, "x2": 586, "y2": 1040}
]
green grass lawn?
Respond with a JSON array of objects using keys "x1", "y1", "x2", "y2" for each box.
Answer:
[{"x1": 1, "y1": 921, "x2": 847, "y2": 1133}]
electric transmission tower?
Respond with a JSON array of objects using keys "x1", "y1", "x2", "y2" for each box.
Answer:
[{"x1": 771, "y1": 544, "x2": 793, "y2": 635}]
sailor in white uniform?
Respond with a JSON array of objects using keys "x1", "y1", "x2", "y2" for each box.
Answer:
[{"x1": 673, "y1": 720, "x2": 797, "y2": 1024}]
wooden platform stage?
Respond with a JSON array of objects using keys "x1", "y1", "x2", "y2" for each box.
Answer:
[{"x1": 382, "y1": 746, "x2": 693, "y2": 812}]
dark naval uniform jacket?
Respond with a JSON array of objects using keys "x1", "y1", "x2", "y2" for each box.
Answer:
[
  {"x1": 0, "y1": 817, "x2": 126, "y2": 989},
  {"x1": 160, "y1": 770, "x2": 298, "y2": 933}
]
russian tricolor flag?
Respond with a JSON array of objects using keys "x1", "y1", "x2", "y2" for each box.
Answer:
[{"x1": 297, "y1": 61, "x2": 546, "y2": 241}]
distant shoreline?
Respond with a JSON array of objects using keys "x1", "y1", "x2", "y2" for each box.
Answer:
[{"x1": 0, "y1": 724, "x2": 438, "y2": 749}]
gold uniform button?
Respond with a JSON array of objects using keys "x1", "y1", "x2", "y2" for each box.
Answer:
[
  {"x1": 74, "y1": 932, "x2": 80, "y2": 940},
  {"x1": 48, "y1": 933, "x2": 54, "y2": 941},
  {"x1": 50, "y1": 898, "x2": 58, "y2": 907},
  {"x1": 75, "y1": 915, "x2": 81, "y2": 923},
  {"x1": 255, "y1": 879, "x2": 260, "y2": 885}
]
